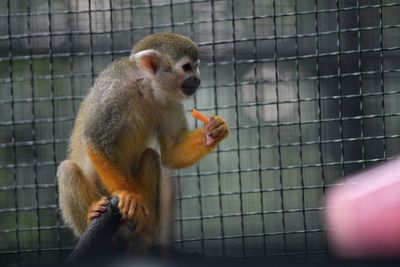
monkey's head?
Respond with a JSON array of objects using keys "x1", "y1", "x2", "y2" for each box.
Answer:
[{"x1": 130, "y1": 32, "x2": 201, "y2": 102}]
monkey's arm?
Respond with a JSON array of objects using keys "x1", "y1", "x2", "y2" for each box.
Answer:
[
  {"x1": 86, "y1": 145, "x2": 137, "y2": 194},
  {"x1": 86, "y1": 144, "x2": 148, "y2": 231},
  {"x1": 87, "y1": 145, "x2": 148, "y2": 222},
  {"x1": 160, "y1": 128, "x2": 215, "y2": 169},
  {"x1": 160, "y1": 116, "x2": 229, "y2": 169}
]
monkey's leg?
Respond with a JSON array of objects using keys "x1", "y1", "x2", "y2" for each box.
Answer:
[
  {"x1": 57, "y1": 160, "x2": 101, "y2": 236},
  {"x1": 127, "y1": 148, "x2": 161, "y2": 252}
]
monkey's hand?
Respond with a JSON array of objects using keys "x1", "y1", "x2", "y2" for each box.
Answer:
[
  {"x1": 115, "y1": 190, "x2": 149, "y2": 233},
  {"x1": 205, "y1": 115, "x2": 229, "y2": 147}
]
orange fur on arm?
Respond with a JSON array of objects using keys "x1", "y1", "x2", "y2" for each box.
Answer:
[
  {"x1": 86, "y1": 145, "x2": 137, "y2": 193},
  {"x1": 160, "y1": 128, "x2": 215, "y2": 169}
]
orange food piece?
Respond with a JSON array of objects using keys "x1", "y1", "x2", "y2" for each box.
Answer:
[{"x1": 192, "y1": 109, "x2": 209, "y2": 124}]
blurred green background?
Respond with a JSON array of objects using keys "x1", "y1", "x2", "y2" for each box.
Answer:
[{"x1": 0, "y1": 0, "x2": 400, "y2": 265}]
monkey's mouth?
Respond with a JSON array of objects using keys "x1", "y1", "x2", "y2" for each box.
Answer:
[{"x1": 181, "y1": 86, "x2": 198, "y2": 96}]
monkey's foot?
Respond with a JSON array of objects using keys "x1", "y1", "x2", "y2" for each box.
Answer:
[
  {"x1": 115, "y1": 190, "x2": 149, "y2": 234},
  {"x1": 87, "y1": 197, "x2": 110, "y2": 224}
]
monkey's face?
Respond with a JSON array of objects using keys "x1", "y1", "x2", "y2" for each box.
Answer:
[
  {"x1": 131, "y1": 50, "x2": 201, "y2": 102},
  {"x1": 153, "y1": 56, "x2": 201, "y2": 101},
  {"x1": 176, "y1": 58, "x2": 201, "y2": 97}
]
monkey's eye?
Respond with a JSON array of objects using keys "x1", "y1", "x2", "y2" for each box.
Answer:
[{"x1": 182, "y1": 63, "x2": 192, "y2": 72}]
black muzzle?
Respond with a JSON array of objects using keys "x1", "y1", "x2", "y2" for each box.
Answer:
[{"x1": 181, "y1": 76, "x2": 201, "y2": 95}]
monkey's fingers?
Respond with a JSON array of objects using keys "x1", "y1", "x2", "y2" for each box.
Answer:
[
  {"x1": 92, "y1": 204, "x2": 108, "y2": 213},
  {"x1": 97, "y1": 197, "x2": 110, "y2": 207},
  {"x1": 141, "y1": 205, "x2": 150, "y2": 218},
  {"x1": 210, "y1": 125, "x2": 229, "y2": 140},
  {"x1": 118, "y1": 194, "x2": 128, "y2": 215},
  {"x1": 133, "y1": 204, "x2": 149, "y2": 234},
  {"x1": 119, "y1": 196, "x2": 134, "y2": 219},
  {"x1": 205, "y1": 116, "x2": 229, "y2": 146},
  {"x1": 127, "y1": 199, "x2": 137, "y2": 220},
  {"x1": 206, "y1": 116, "x2": 226, "y2": 133},
  {"x1": 87, "y1": 210, "x2": 101, "y2": 224},
  {"x1": 86, "y1": 197, "x2": 110, "y2": 224}
]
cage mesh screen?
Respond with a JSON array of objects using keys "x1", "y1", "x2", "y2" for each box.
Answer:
[{"x1": 1, "y1": 0, "x2": 400, "y2": 265}]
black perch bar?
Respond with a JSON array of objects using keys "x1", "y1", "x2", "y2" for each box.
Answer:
[{"x1": 67, "y1": 196, "x2": 121, "y2": 262}]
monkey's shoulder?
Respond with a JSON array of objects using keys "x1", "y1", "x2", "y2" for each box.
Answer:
[
  {"x1": 93, "y1": 58, "x2": 130, "y2": 85},
  {"x1": 102, "y1": 57, "x2": 132, "y2": 76}
]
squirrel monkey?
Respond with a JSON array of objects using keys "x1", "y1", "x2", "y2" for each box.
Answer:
[{"x1": 57, "y1": 32, "x2": 229, "y2": 252}]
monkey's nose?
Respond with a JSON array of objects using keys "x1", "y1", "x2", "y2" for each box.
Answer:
[
  {"x1": 181, "y1": 76, "x2": 201, "y2": 95},
  {"x1": 191, "y1": 77, "x2": 201, "y2": 88}
]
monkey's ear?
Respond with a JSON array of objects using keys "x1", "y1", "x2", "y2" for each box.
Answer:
[{"x1": 130, "y1": 49, "x2": 160, "y2": 76}]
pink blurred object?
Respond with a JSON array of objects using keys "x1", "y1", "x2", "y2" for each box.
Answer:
[{"x1": 325, "y1": 157, "x2": 400, "y2": 258}]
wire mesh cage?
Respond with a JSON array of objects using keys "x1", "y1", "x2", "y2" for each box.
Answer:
[{"x1": 1, "y1": 0, "x2": 400, "y2": 265}]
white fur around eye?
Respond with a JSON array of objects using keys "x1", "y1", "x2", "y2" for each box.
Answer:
[
  {"x1": 195, "y1": 60, "x2": 200, "y2": 75},
  {"x1": 174, "y1": 57, "x2": 192, "y2": 70}
]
